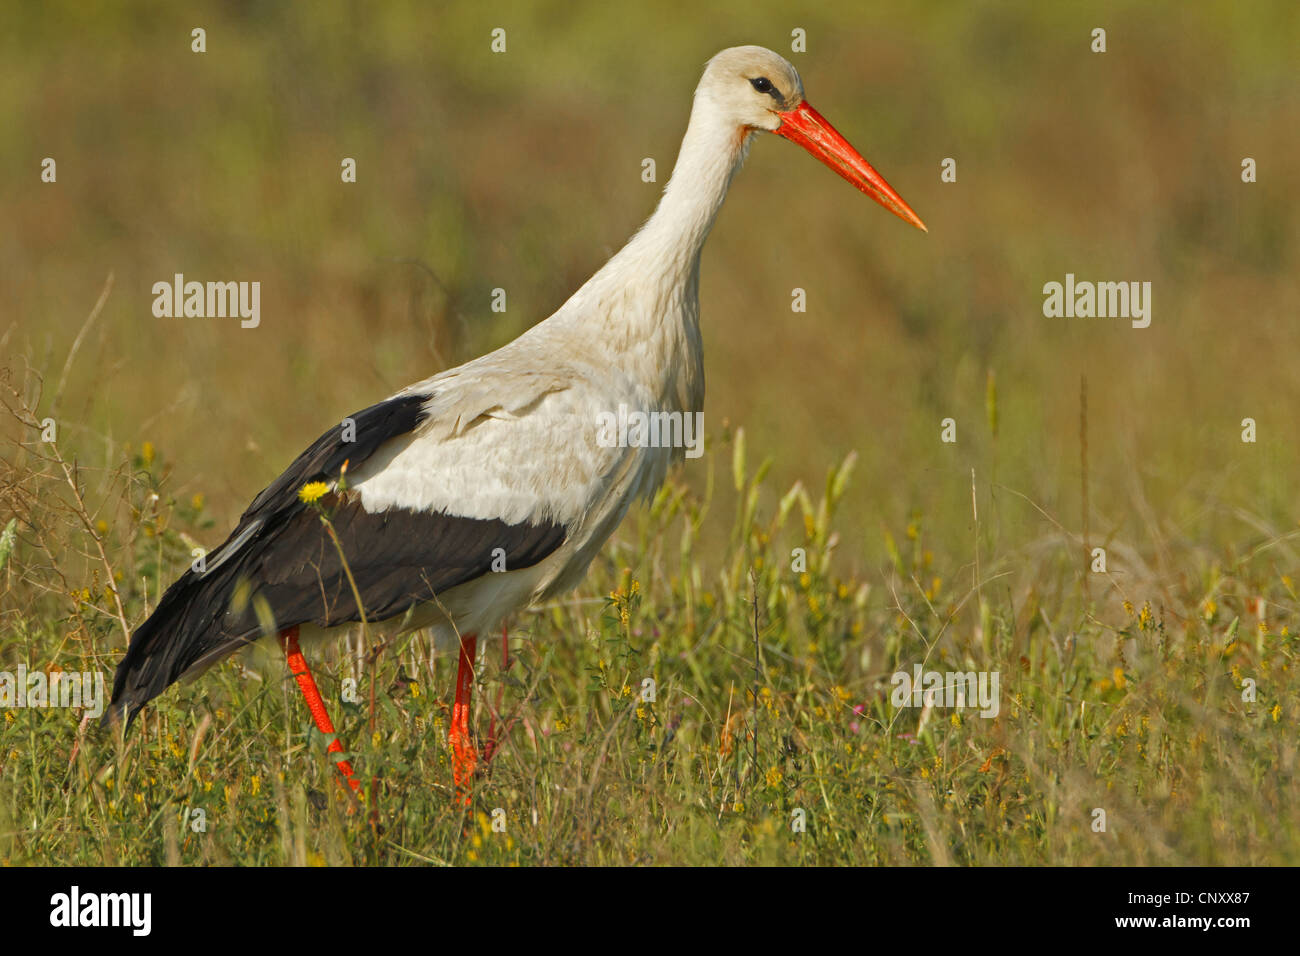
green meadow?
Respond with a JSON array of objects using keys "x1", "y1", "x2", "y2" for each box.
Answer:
[{"x1": 1, "y1": 1, "x2": 1297, "y2": 865}]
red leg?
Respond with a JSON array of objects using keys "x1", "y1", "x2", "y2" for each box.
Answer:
[
  {"x1": 449, "y1": 633, "x2": 478, "y2": 803},
  {"x1": 280, "y1": 626, "x2": 360, "y2": 793}
]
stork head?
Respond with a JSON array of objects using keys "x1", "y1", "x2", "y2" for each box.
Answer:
[{"x1": 699, "y1": 45, "x2": 926, "y2": 232}]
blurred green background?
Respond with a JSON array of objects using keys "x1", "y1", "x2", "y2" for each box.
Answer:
[{"x1": 3, "y1": 0, "x2": 1297, "y2": 573}]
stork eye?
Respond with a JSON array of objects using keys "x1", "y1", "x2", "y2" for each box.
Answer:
[{"x1": 750, "y1": 76, "x2": 776, "y2": 95}]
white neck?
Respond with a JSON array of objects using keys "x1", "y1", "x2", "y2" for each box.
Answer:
[
  {"x1": 530, "y1": 96, "x2": 754, "y2": 416},
  {"x1": 622, "y1": 98, "x2": 755, "y2": 282}
]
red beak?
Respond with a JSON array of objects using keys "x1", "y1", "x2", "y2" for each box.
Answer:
[{"x1": 775, "y1": 100, "x2": 927, "y2": 233}]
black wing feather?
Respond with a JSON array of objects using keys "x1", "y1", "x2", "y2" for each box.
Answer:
[{"x1": 106, "y1": 393, "x2": 566, "y2": 725}]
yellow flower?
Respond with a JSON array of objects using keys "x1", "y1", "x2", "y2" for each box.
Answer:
[
  {"x1": 1112, "y1": 667, "x2": 1127, "y2": 690},
  {"x1": 141, "y1": 441, "x2": 155, "y2": 466},
  {"x1": 191, "y1": 493, "x2": 205, "y2": 510},
  {"x1": 1271, "y1": 704, "x2": 1282, "y2": 723},
  {"x1": 298, "y1": 481, "x2": 329, "y2": 504},
  {"x1": 765, "y1": 767, "x2": 783, "y2": 787}
]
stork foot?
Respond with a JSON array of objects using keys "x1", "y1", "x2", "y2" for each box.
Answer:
[
  {"x1": 280, "y1": 625, "x2": 361, "y2": 796},
  {"x1": 450, "y1": 633, "x2": 478, "y2": 804}
]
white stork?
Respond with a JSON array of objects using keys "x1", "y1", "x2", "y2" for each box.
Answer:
[{"x1": 106, "y1": 46, "x2": 925, "y2": 801}]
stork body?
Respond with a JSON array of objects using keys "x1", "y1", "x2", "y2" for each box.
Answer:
[{"x1": 107, "y1": 46, "x2": 925, "y2": 799}]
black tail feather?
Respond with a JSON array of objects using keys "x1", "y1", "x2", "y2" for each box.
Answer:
[
  {"x1": 104, "y1": 558, "x2": 261, "y2": 727},
  {"x1": 104, "y1": 390, "x2": 568, "y2": 727}
]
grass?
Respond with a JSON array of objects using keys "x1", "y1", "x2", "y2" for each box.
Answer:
[{"x1": 2, "y1": 364, "x2": 1296, "y2": 866}]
